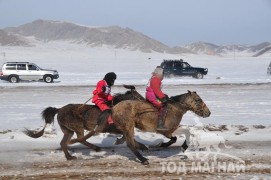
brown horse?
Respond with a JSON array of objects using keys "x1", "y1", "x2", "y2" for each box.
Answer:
[
  {"x1": 23, "y1": 85, "x2": 145, "y2": 160},
  {"x1": 75, "y1": 90, "x2": 211, "y2": 165}
]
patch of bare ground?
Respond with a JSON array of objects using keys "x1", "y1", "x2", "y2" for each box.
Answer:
[{"x1": 1, "y1": 141, "x2": 271, "y2": 180}]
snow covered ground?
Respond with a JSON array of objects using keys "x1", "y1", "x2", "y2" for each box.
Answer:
[
  {"x1": 0, "y1": 44, "x2": 271, "y2": 179},
  {"x1": 0, "y1": 43, "x2": 270, "y2": 128},
  {"x1": 0, "y1": 42, "x2": 270, "y2": 86}
]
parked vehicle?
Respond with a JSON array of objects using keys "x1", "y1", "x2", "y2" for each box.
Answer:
[
  {"x1": 0, "y1": 62, "x2": 59, "y2": 83},
  {"x1": 267, "y1": 62, "x2": 271, "y2": 75},
  {"x1": 160, "y1": 59, "x2": 208, "y2": 79}
]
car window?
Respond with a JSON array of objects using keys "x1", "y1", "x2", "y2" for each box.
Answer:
[
  {"x1": 28, "y1": 64, "x2": 38, "y2": 70},
  {"x1": 165, "y1": 62, "x2": 173, "y2": 68},
  {"x1": 17, "y1": 64, "x2": 26, "y2": 70},
  {"x1": 183, "y1": 63, "x2": 190, "y2": 68},
  {"x1": 174, "y1": 63, "x2": 183, "y2": 69},
  {"x1": 5, "y1": 64, "x2": 16, "y2": 70}
]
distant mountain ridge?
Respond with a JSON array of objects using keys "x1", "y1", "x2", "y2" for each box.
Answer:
[
  {"x1": 4, "y1": 19, "x2": 172, "y2": 53},
  {"x1": 1, "y1": 19, "x2": 271, "y2": 56}
]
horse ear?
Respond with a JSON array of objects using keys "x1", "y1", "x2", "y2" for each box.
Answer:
[
  {"x1": 187, "y1": 90, "x2": 191, "y2": 94},
  {"x1": 123, "y1": 84, "x2": 135, "y2": 90}
]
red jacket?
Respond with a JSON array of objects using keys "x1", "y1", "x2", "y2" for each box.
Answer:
[
  {"x1": 148, "y1": 75, "x2": 165, "y2": 99},
  {"x1": 92, "y1": 80, "x2": 113, "y2": 103}
]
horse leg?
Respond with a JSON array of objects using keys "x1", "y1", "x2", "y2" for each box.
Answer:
[
  {"x1": 159, "y1": 136, "x2": 189, "y2": 152},
  {"x1": 69, "y1": 116, "x2": 108, "y2": 144},
  {"x1": 60, "y1": 126, "x2": 76, "y2": 160},
  {"x1": 114, "y1": 135, "x2": 125, "y2": 145},
  {"x1": 177, "y1": 128, "x2": 191, "y2": 152},
  {"x1": 159, "y1": 136, "x2": 177, "y2": 148},
  {"x1": 159, "y1": 128, "x2": 190, "y2": 152},
  {"x1": 124, "y1": 130, "x2": 149, "y2": 165},
  {"x1": 114, "y1": 135, "x2": 148, "y2": 152},
  {"x1": 134, "y1": 140, "x2": 149, "y2": 152},
  {"x1": 75, "y1": 130, "x2": 101, "y2": 152}
]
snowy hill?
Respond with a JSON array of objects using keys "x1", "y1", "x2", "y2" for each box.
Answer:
[
  {"x1": 183, "y1": 41, "x2": 271, "y2": 57},
  {"x1": 4, "y1": 19, "x2": 171, "y2": 53},
  {"x1": 1, "y1": 19, "x2": 271, "y2": 56}
]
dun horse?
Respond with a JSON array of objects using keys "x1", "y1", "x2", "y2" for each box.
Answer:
[
  {"x1": 74, "y1": 90, "x2": 211, "y2": 165},
  {"x1": 24, "y1": 85, "x2": 144, "y2": 160}
]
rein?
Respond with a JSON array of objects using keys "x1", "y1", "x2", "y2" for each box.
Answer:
[
  {"x1": 131, "y1": 89, "x2": 144, "y2": 102},
  {"x1": 138, "y1": 109, "x2": 158, "y2": 116}
]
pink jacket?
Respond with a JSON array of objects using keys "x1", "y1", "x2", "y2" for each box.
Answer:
[{"x1": 146, "y1": 75, "x2": 165, "y2": 108}]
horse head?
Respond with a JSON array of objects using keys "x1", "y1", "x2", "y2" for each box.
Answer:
[
  {"x1": 170, "y1": 90, "x2": 211, "y2": 118},
  {"x1": 185, "y1": 90, "x2": 211, "y2": 118}
]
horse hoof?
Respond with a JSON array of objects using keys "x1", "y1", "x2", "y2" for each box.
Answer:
[
  {"x1": 179, "y1": 155, "x2": 188, "y2": 160},
  {"x1": 67, "y1": 156, "x2": 77, "y2": 160},
  {"x1": 142, "y1": 147, "x2": 149, "y2": 152},
  {"x1": 114, "y1": 137, "x2": 125, "y2": 145},
  {"x1": 143, "y1": 149, "x2": 149, "y2": 153},
  {"x1": 95, "y1": 147, "x2": 101, "y2": 152},
  {"x1": 181, "y1": 141, "x2": 188, "y2": 152},
  {"x1": 142, "y1": 160, "x2": 149, "y2": 165}
]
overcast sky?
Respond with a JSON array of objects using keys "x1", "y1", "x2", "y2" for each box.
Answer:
[{"x1": 0, "y1": 0, "x2": 270, "y2": 46}]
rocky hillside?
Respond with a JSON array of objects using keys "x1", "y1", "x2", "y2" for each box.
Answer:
[
  {"x1": 1, "y1": 19, "x2": 271, "y2": 56},
  {"x1": 0, "y1": 29, "x2": 31, "y2": 46}
]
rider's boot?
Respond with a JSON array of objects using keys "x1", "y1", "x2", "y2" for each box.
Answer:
[
  {"x1": 94, "y1": 109, "x2": 112, "y2": 132},
  {"x1": 157, "y1": 105, "x2": 168, "y2": 131}
]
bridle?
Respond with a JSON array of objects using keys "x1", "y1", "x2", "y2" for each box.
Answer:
[{"x1": 194, "y1": 99, "x2": 207, "y2": 115}]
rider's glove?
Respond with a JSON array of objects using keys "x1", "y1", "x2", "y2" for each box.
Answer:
[{"x1": 160, "y1": 96, "x2": 167, "y2": 106}]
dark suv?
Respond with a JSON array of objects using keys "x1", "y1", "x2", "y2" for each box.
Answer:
[{"x1": 160, "y1": 59, "x2": 208, "y2": 79}]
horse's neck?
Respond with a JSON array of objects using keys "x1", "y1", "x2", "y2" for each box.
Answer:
[
  {"x1": 169, "y1": 94, "x2": 191, "y2": 112},
  {"x1": 166, "y1": 93, "x2": 192, "y2": 125},
  {"x1": 166, "y1": 103, "x2": 189, "y2": 127}
]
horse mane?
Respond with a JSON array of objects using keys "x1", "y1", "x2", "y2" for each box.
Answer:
[
  {"x1": 113, "y1": 91, "x2": 133, "y2": 104},
  {"x1": 113, "y1": 85, "x2": 144, "y2": 105},
  {"x1": 123, "y1": 85, "x2": 135, "y2": 90},
  {"x1": 169, "y1": 93, "x2": 188, "y2": 104}
]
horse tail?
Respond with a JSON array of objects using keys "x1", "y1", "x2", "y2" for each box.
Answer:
[
  {"x1": 23, "y1": 107, "x2": 59, "y2": 138},
  {"x1": 42, "y1": 107, "x2": 59, "y2": 124}
]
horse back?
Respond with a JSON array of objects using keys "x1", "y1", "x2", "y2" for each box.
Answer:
[
  {"x1": 57, "y1": 104, "x2": 101, "y2": 131},
  {"x1": 112, "y1": 100, "x2": 159, "y2": 131}
]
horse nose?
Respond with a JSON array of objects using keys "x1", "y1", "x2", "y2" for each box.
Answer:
[{"x1": 204, "y1": 110, "x2": 211, "y2": 117}]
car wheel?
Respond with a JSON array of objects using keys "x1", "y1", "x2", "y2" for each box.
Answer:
[
  {"x1": 44, "y1": 75, "x2": 53, "y2": 83},
  {"x1": 164, "y1": 73, "x2": 169, "y2": 78},
  {"x1": 165, "y1": 73, "x2": 174, "y2": 78},
  {"x1": 9, "y1": 75, "x2": 19, "y2": 83},
  {"x1": 195, "y1": 72, "x2": 203, "y2": 79}
]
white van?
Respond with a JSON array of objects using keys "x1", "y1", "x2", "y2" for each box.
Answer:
[{"x1": 0, "y1": 62, "x2": 59, "y2": 83}]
